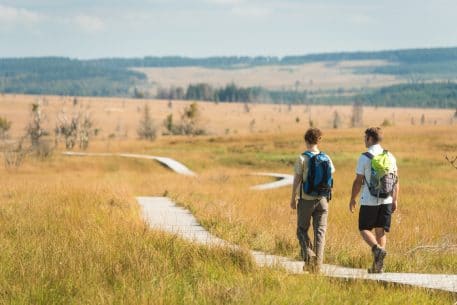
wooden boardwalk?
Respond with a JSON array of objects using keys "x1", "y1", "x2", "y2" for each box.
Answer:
[
  {"x1": 63, "y1": 152, "x2": 457, "y2": 292},
  {"x1": 137, "y1": 196, "x2": 457, "y2": 293},
  {"x1": 62, "y1": 152, "x2": 196, "y2": 176},
  {"x1": 250, "y1": 172, "x2": 294, "y2": 190}
]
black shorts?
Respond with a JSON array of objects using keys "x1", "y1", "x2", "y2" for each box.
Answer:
[{"x1": 358, "y1": 204, "x2": 392, "y2": 232}]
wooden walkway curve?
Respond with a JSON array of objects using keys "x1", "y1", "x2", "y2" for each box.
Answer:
[
  {"x1": 62, "y1": 151, "x2": 196, "y2": 176},
  {"x1": 63, "y1": 151, "x2": 457, "y2": 293},
  {"x1": 250, "y1": 173, "x2": 294, "y2": 190},
  {"x1": 138, "y1": 196, "x2": 457, "y2": 293}
]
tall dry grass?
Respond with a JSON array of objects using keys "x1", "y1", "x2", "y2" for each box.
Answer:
[
  {"x1": 0, "y1": 149, "x2": 454, "y2": 304},
  {"x1": 61, "y1": 125, "x2": 455, "y2": 274},
  {"x1": 1, "y1": 94, "x2": 455, "y2": 138}
]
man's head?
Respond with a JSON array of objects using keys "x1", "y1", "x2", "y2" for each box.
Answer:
[
  {"x1": 304, "y1": 128, "x2": 322, "y2": 146},
  {"x1": 364, "y1": 127, "x2": 383, "y2": 147}
]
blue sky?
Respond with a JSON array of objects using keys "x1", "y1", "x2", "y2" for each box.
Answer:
[{"x1": 0, "y1": 0, "x2": 456, "y2": 58}]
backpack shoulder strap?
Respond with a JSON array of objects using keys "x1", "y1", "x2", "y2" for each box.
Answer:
[
  {"x1": 302, "y1": 151, "x2": 315, "y2": 158},
  {"x1": 363, "y1": 152, "x2": 374, "y2": 159},
  {"x1": 317, "y1": 151, "x2": 325, "y2": 156},
  {"x1": 300, "y1": 152, "x2": 311, "y2": 199}
]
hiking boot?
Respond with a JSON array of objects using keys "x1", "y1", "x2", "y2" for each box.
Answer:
[
  {"x1": 311, "y1": 263, "x2": 321, "y2": 274},
  {"x1": 302, "y1": 264, "x2": 311, "y2": 274},
  {"x1": 302, "y1": 257, "x2": 321, "y2": 274},
  {"x1": 309, "y1": 256, "x2": 321, "y2": 274},
  {"x1": 369, "y1": 245, "x2": 387, "y2": 273}
]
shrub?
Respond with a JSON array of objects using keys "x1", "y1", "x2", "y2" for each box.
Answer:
[
  {"x1": 381, "y1": 118, "x2": 393, "y2": 127},
  {"x1": 137, "y1": 104, "x2": 156, "y2": 141},
  {"x1": 332, "y1": 111, "x2": 342, "y2": 129},
  {"x1": 162, "y1": 103, "x2": 206, "y2": 136},
  {"x1": 420, "y1": 114, "x2": 426, "y2": 125},
  {"x1": 351, "y1": 102, "x2": 363, "y2": 127},
  {"x1": 178, "y1": 103, "x2": 206, "y2": 135},
  {"x1": 2, "y1": 138, "x2": 28, "y2": 169},
  {"x1": 26, "y1": 103, "x2": 53, "y2": 158},
  {"x1": 0, "y1": 116, "x2": 12, "y2": 139}
]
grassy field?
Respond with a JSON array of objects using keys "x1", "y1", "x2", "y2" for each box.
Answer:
[
  {"x1": 132, "y1": 60, "x2": 401, "y2": 92},
  {"x1": 0, "y1": 117, "x2": 456, "y2": 303},
  {"x1": 0, "y1": 94, "x2": 455, "y2": 139}
]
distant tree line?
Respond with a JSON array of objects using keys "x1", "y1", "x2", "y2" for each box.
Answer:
[
  {"x1": 353, "y1": 82, "x2": 457, "y2": 108},
  {"x1": 90, "y1": 47, "x2": 457, "y2": 68},
  {"x1": 155, "y1": 82, "x2": 457, "y2": 109},
  {"x1": 156, "y1": 83, "x2": 309, "y2": 104},
  {"x1": 88, "y1": 56, "x2": 278, "y2": 69},
  {"x1": 0, "y1": 57, "x2": 145, "y2": 96}
]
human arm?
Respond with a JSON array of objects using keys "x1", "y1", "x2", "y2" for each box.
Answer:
[
  {"x1": 349, "y1": 174, "x2": 364, "y2": 213},
  {"x1": 328, "y1": 156, "x2": 336, "y2": 174},
  {"x1": 392, "y1": 175, "x2": 400, "y2": 213},
  {"x1": 290, "y1": 173, "x2": 302, "y2": 210}
]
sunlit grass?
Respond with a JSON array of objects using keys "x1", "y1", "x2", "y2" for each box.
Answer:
[{"x1": 0, "y1": 125, "x2": 456, "y2": 303}]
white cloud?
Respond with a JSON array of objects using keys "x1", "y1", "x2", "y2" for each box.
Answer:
[
  {"x1": 231, "y1": 6, "x2": 271, "y2": 17},
  {"x1": 0, "y1": 4, "x2": 42, "y2": 25},
  {"x1": 74, "y1": 15, "x2": 105, "y2": 32}
]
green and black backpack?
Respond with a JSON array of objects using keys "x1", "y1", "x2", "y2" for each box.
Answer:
[{"x1": 363, "y1": 150, "x2": 398, "y2": 199}]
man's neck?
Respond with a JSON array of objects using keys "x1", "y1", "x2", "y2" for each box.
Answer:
[
  {"x1": 367, "y1": 143, "x2": 381, "y2": 149},
  {"x1": 306, "y1": 144, "x2": 319, "y2": 152}
]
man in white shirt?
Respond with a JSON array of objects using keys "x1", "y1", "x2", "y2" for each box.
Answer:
[
  {"x1": 290, "y1": 128, "x2": 336, "y2": 273},
  {"x1": 349, "y1": 127, "x2": 400, "y2": 273}
]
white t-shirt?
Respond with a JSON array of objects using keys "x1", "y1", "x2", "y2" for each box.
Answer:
[
  {"x1": 356, "y1": 144, "x2": 397, "y2": 206},
  {"x1": 294, "y1": 150, "x2": 336, "y2": 200}
]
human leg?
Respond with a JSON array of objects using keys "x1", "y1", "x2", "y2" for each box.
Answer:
[
  {"x1": 360, "y1": 230, "x2": 378, "y2": 248},
  {"x1": 371, "y1": 204, "x2": 393, "y2": 272},
  {"x1": 359, "y1": 205, "x2": 387, "y2": 273},
  {"x1": 297, "y1": 199, "x2": 316, "y2": 264},
  {"x1": 374, "y1": 227, "x2": 386, "y2": 248},
  {"x1": 374, "y1": 204, "x2": 392, "y2": 248},
  {"x1": 312, "y1": 197, "x2": 328, "y2": 268}
]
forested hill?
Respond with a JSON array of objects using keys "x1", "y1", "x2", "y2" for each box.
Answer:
[
  {"x1": 0, "y1": 57, "x2": 146, "y2": 96},
  {"x1": 1, "y1": 47, "x2": 457, "y2": 107},
  {"x1": 88, "y1": 47, "x2": 457, "y2": 68}
]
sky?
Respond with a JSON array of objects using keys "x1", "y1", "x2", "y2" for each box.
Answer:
[{"x1": 0, "y1": 0, "x2": 456, "y2": 59}]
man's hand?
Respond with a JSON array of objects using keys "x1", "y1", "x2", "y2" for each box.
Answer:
[
  {"x1": 349, "y1": 199, "x2": 357, "y2": 213},
  {"x1": 350, "y1": 175, "x2": 363, "y2": 214},
  {"x1": 290, "y1": 199, "x2": 297, "y2": 210},
  {"x1": 392, "y1": 201, "x2": 398, "y2": 213}
]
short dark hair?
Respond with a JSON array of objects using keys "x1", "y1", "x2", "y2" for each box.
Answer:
[
  {"x1": 304, "y1": 128, "x2": 322, "y2": 145},
  {"x1": 365, "y1": 127, "x2": 383, "y2": 143}
]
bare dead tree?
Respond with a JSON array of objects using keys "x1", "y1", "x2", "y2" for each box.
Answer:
[
  {"x1": 55, "y1": 110, "x2": 79, "y2": 149},
  {"x1": 27, "y1": 102, "x2": 48, "y2": 148},
  {"x1": 243, "y1": 102, "x2": 250, "y2": 113},
  {"x1": 445, "y1": 155, "x2": 457, "y2": 169},
  {"x1": 2, "y1": 136, "x2": 29, "y2": 169},
  {"x1": 333, "y1": 110, "x2": 342, "y2": 129},
  {"x1": 55, "y1": 105, "x2": 96, "y2": 150},
  {"x1": 351, "y1": 101, "x2": 364, "y2": 127},
  {"x1": 79, "y1": 112, "x2": 93, "y2": 150},
  {"x1": 137, "y1": 104, "x2": 157, "y2": 140}
]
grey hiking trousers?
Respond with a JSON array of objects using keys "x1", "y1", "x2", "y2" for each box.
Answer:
[{"x1": 296, "y1": 197, "x2": 328, "y2": 266}]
